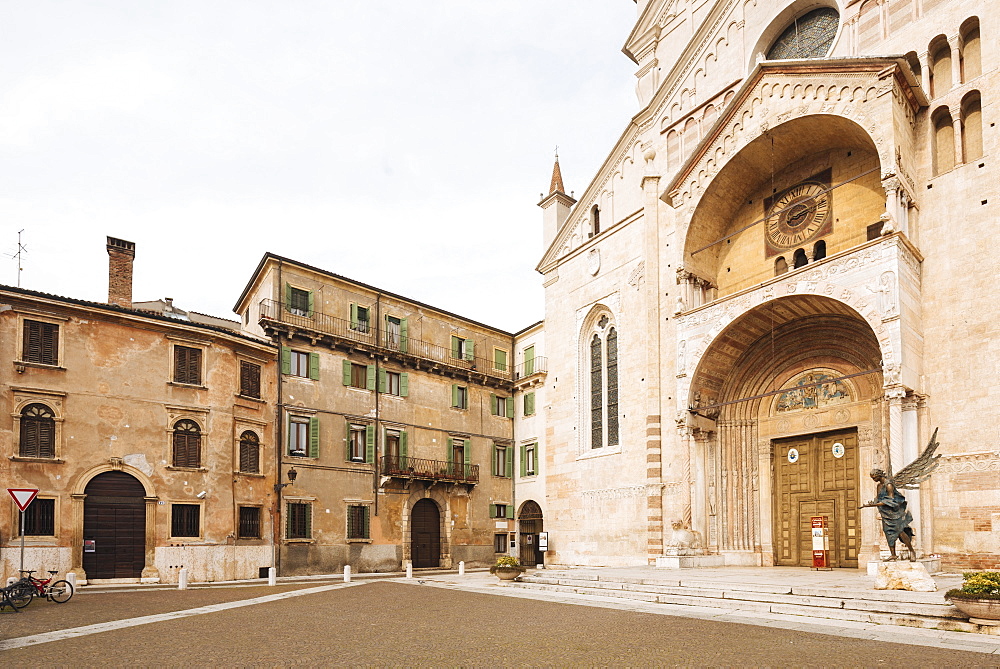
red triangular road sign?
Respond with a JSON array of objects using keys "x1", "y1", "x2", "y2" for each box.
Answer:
[{"x1": 8, "y1": 488, "x2": 39, "y2": 512}]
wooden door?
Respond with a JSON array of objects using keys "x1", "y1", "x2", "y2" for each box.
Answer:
[
  {"x1": 410, "y1": 499, "x2": 440, "y2": 568},
  {"x1": 772, "y1": 430, "x2": 859, "y2": 567},
  {"x1": 83, "y1": 472, "x2": 146, "y2": 579}
]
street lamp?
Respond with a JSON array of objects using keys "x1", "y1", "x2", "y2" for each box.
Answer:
[{"x1": 274, "y1": 467, "x2": 298, "y2": 492}]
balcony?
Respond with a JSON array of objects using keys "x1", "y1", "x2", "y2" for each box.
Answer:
[
  {"x1": 258, "y1": 299, "x2": 512, "y2": 387},
  {"x1": 381, "y1": 455, "x2": 479, "y2": 486}
]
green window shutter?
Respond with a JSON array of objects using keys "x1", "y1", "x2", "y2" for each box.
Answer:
[
  {"x1": 520, "y1": 444, "x2": 527, "y2": 477},
  {"x1": 506, "y1": 397, "x2": 514, "y2": 418},
  {"x1": 525, "y1": 392, "x2": 535, "y2": 416},
  {"x1": 365, "y1": 424, "x2": 375, "y2": 464},
  {"x1": 309, "y1": 417, "x2": 320, "y2": 458},
  {"x1": 464, "y1": 439, "x2": 471, "y2": 477},
  {"x1": 451, "y1": 336, "x2": 460, "y2": 358},
  {"x1": 342, "y1": 360, "x2": 352, "y2": 386},
  {"x1": 362, "y1": 506, "x2": 370, "y2": 539},
  {"x1": 281, "y1": 346, "x2": 291, "y2": 375},
  {"x1": 490, "y1": 394, "x2": 497, "y2": 415},
  {"x1": 505, "y1": 445, "x2": 513, "y2": 478},
  {"x1": 304, "y1": 505, "x2": 311, "y2": 538},
  {"x1": 490, "y1": 503, "x2": 497, "y2": 518},
  {"x1": 400, "y1": 430, "x2": 408, "y2": 466},
  {"x1": 350, "y1": 303, "x2": 358, "y2": 329},
  {"x1": 451, "y1": 384, "x2": 458, "y2": 408},
  {"x1": 400, "y1": 373, "x2": 409, "y2": 397},
  {"x1": 307, "y1": 291, "x2": 315, "y2": 317},
  {"x1": 309, "y1": 352, "x2": 320, "y2": 380},
  {"x1": 464, "y1": 339, "x2": 474, "y2": 361},
  {"x1": 506, "y1": 504, "x2": 514, "y2": 520},
  {"x1": 345, "y1": 422, "x2": 352, "y2": 461},
  {"x1": 378, "y1": 369, "x2": 387, "y2": 393},
  {"x1": 524, "y1": 346, "x2": 535, "y2": 375},
  {"x1": 491, "y1": 444, "x2": 498, "y2": 476},
  {"x1": 366, "y1": 365, "x2": 376, "y2": 390},
  {"x1": 494, "y1": 349, "x2": 506, "y2": 371},
  {"x1": 400, "y1": 318, "x2": 408, "y2": 353}
]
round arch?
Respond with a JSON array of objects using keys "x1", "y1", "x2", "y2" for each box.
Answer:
[
  {"x1": 72, "y1": 462, "x2": 156, "y2": 497},
  {"x1": 748, "y1": 1, "x2": 843, "y2": 69}
]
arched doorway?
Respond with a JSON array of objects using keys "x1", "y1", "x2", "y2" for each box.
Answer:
[
  {"x1": 517, "y1": 500, "x2": 544, "y2": 566},
  {"x1": 83, "y1": 471, "x2": 147, "y2": 579},
  {"x1": 410, "y1": 499, "x2": 440, "y2": 568}
]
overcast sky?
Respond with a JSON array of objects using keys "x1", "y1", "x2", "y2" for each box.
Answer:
[{"x1": 2, "y1": 1, "x2": 637, "y2": 333}]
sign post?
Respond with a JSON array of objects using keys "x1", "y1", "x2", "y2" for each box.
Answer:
[
  {"x1": 8, "y1": 488, "x2": 39, "y2": 575},
  {"x1": 811, "y1": 516, "x2": 830, "y2": 570}
]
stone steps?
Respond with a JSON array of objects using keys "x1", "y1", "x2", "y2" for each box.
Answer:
[{"x1": 508, "y1": 572, "x2": 986, "y2": 634}]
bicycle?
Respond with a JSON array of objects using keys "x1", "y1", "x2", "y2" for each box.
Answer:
[
  {"x1": 17, "y1": 570, "x2": 74, "y2": 604},
  {"x1": 0, "y1": 582, "x2": 29, "y2": 612}
]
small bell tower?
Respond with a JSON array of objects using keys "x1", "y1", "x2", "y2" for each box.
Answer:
[{"x1": 538, "y1": 151, "x2": 576, "y2": 252}]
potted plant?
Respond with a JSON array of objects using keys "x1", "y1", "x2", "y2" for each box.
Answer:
[
  {"x1": 945, "y1": 571, "x2": 1000, "y2": 621},
  {"x1": 490, "y1": 556, "x2": 527, "y2": 582}
]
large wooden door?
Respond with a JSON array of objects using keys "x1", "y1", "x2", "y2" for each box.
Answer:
[
  {"x1": 83, "y1": 472, "x2": 146, "y2": 579},
  {"x1": 410, "y1": 499, "x2": 440, "y2": 568},
  {"x1": 773, "y1": 430, "x2": 859, "y2": 567}
]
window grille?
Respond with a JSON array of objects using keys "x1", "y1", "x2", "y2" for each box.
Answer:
[
  {"x1": 347, "y1": 505, "x2": 370, "y2": 539},
  {"x1": 238, "y1": 506, "x2": 261, "y2": 539},
  {"x1": 287, "y1": 502, "x2": 310, "y2": 539},
  {"x1": 171, "y1": 504, "x2": 201, "y2": 537},
  {"x1": 20, "y1": 498, "x2": 55, "y2": 536}
]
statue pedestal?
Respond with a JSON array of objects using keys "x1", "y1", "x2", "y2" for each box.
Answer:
[
  {"x1": 867, "y1": 556, "x2": 940, "y2": 576},
  {"x1": 655, "y1": 554, "x2": 725, "y2": 569},
  {"x1": 872, "y1": 561, "x2": 937, "y2": 592}
]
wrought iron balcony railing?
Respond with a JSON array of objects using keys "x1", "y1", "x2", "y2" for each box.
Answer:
[
  {"x1": 514, "y1": 356, "x2": 547, "y2": 380},
  {"x1": 381, "y1": 455, "x2": 479, "y2": 485},
  {"x1": 258, "y1": 299, "x2": 512, "y2": 382}
]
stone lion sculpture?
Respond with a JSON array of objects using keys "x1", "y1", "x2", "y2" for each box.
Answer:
[{"x1": 665, "y1": 520, "x2": 704, "y2": 556}]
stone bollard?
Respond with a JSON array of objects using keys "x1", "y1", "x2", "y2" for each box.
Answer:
[
  {"x1": 344, "y1": 565, "x2": 351, "y2": 583},
  {"x1": 66, "y1": 572, "x2": 77, "y2": 589},
  {"x1": 458, "y1": 561, "x2": 465, "y2": 576},
  {"x1": 6, "y1": 577, "x2": 16, "y2": 587},
  {"x1": 178, "y1": 568, "x2": 188, "y2": 590},
  {"x1": 406, "y1": 563, "x2": 413, "y2": 579},
  {"x1": 268, "y1": 566, "x2": 276, "y2": 587}
]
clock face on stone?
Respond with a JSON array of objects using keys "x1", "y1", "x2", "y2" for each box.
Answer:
[{"x1": 764, "y1": 170, "x2": 833, "y2": 257}]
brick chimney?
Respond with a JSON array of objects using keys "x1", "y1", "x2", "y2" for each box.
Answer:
[{"x1": 106, "y1": 236, "x2": 136, "y2": 308}]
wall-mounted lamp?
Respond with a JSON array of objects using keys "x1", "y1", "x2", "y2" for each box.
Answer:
[{"x1": 273, "y1": 467, "x2": 298, "y2": 492}]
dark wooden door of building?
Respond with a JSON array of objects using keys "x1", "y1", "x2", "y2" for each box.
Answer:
[
  {"x1": 772, "y1": 430, "x2": 859, "y2": 567},
  {"x1": 83, "y1": 472, "x2": 146, "y2": 579},
  {"x1": 410, "y1": 499, "x2": 440, "y2": 568}
]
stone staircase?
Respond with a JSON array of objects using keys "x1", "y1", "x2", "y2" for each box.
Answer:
[{"x1": 504, "y1": 570, "x2": 995, "y2": 634}]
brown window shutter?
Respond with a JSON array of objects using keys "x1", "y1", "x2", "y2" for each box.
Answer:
[
  {"x1": 240, "y1": 361, "x2": 261, "y2": 398},
  {"x1": 23, "y1": 320, "x2": 57, "y2": 364}
]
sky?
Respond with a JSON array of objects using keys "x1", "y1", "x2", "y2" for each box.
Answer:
[{"x1": 1, "y1": 1, "x2": 638, "y2": 333}]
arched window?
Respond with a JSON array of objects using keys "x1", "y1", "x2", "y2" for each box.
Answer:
[
  {"x1": 172, "y1": 419, "x2": 202, "y2": 468},
  {"x1": 928, "y1": 36, "x2": 952, "y2": 98},
  {"x1": 812, "y1": 240, "x2": 827, "y2": 261},
  {"x1": 932, "y1": 107, "x2": 956, "y2": 175},
  {"x1": 19, "y1": 403, "x2": 55, "y2": 458},
  {"x1": 590, "y1": 205, "x2": 601, "y2": 237},
  {"x1": 587, "y1": 316, "x2": 620, "y2": 450},
  {"x1": 239, "y1": 430, "x2": 260, "y2": 474},
  {"x1": 793, "y1": 248, "x2": 809, "y2": 269},
  {"x1": 962, "y1": 92, "x2": 983, "y2": 162},
  {"x1": 961, "y1": 18, "x2": 981, "y2": 82},
  {"x1": 767, "y1": 7, "x2": 841, "y2": 59},
  {"x1": 775, "y1": 256, "x2": 789, "y2": 276}
]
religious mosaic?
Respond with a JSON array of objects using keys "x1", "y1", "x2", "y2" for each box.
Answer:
[{"x1": 775, "y1": 371, "x2": 852, "y2": 413}]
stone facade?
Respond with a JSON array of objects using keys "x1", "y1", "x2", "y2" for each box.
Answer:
[{"x1": 533, "y1": 0, "x2": 999, "y2": 570}]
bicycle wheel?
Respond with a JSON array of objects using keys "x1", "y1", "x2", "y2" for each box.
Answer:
[
  {"x1": 47, "y1": 580, "x2": 74, "y2": 603},
  {"x1": 9, "y1": 581, "x2": 35, "y2": 609}
]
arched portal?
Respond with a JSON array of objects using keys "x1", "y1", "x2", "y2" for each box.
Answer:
[
  {"x1": 83, "y1": 471, "x2": 147, "y2": 579},
  {"x1": 517, "y1": 500, "x2": 544, "y2": 566},
  {"x1": 410, "y1": 499, "x2": 441, "y2": 568},
  {"x1": 688, "y1": 295, "x2": 883, "y2": 567}
]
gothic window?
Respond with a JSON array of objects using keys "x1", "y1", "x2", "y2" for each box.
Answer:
[
  {"x1": 172, "y1": 419, "x2": 202, "y2": 468},
  {"x1": 587, "y1": 315, "x2": 620, "y2": 450},
  {"x1": 766, "y1": 7, "x2": 840, "y2": 60},
  {"x1": 19, "y1": 403, "x2": 55, "y2": 458}
]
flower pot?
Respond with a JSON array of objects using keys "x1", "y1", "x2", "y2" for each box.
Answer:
[
  {"x1": 947, "y1": 597, "x2": 1000, "y2": 621},
  {"x1": 494, "y1": 567, "x2": 522, "y2": 582}
]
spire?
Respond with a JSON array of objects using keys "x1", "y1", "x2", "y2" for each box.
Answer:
[{"x1": 549, "y1": 148, "x2": 566, "y2": 196}]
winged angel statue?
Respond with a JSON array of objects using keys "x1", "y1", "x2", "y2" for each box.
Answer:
[{"x1": 860, "y1": 428, "x2": 941, "y2": 561}]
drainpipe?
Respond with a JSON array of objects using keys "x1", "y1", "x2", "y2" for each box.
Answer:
[
  {"x1": 510, "y1": 333, "x2": 517, "y2": 557},
  {"x1": 374, "y1": 292, "x2": 382, "y2": 518},
  {"x1": 273, "y1": 260, "x2": 285, "y2": 576}
]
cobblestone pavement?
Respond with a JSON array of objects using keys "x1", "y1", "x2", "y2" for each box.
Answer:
[{"x1": 1, "y1": 579, "x2": 995, "y2": 666}]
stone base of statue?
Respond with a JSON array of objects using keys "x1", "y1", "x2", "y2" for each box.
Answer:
[
  {"x1": 866, "y1": 556, "x2": 940, "y2": 576},
  {"x1": 873, "y1": 561, "x2": 937, "y2": 592},
  {"x1": 655, "y1": 552, "x2": 725, "y2": 569}
]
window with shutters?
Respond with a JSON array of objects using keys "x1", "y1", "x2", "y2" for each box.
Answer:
[
  {"x1": 19, "y1": 403, "x2": 56, "y2": 458},
  {"x1": 286, "y1": 501, "x2": 311, "y2": 539},
  {"x1": 287, "y1": 286, "x2": 311, "y2": 317},
  {"x1": 238, "y1": 506, "x2": 261, "y2": 539},
  {"x1": 523, "y1": 391, "x2": 536, "y2": 416},
  {"x1": 19, "y1": 498, "x2": 55, "y2": 536},
  {"x1": 172, "y1": 419, "x2": 202, "y2": 468},
  {"x1": 491, "y1": 394, "x2": 512, "y2": 418},
  {"x1": 522, "y1": 442, "x2": 537, "y2": 477},
  {"x1": 493, "y1": 348, "x2": 508, "y2": 372},
  {"x1": 523, "y1": 345, "x2": 535, "y2": 375},
  {"x1": 494, "y1": 533, "x2": 508, "y2": 553},
  {"x1": 350, "y1": 363, "x2": 367, "y2": 389},
  {"x1": 290, "y1": 350, "x2": 309, "y2": 377},
  {"x1": 239, "y1": 361, "x2": 261, "y2": 399},
  {"x1": 385, "y1": 371, "x2": 401, "y2": 396},
  {"x1": 350, "y1": 304, "x2": 371, "y2": 333},
  {"x1": 451, "y1": 335, "x2": 473, "y2": 361},
  {"x1": 282, "y1": 347, "x2": 319, "y2": 380},
  {"x1": 492, "y1": 443, "x2": 511, "y2": 478},
  {"x1": 22, "y1": 319, "x2": 59, "y2": 366},
  {"x1": 171, "y1": 503, "x2": 201, "y2": 538},
  {"x1": 347, "y1": 504, "x2": 370, "y2": 540},
  {"x1": 288, "y1": 416, "x2": 311, "y2": 457},
  {"x1": 239, "y1": 430, "x2": 260, "y2": 473},
  {"x1": 452, "y1": 384, "x2": 468, "y2": 409},
  {"x1": 492, "y1": 503, "x2": 509, "y2": 519},
  {"x1": 349, "y1": 424, "x2": 367, "y2": 462},
  {"x1": 173, "y1": 345, "x2": 203, "y2": 385}
]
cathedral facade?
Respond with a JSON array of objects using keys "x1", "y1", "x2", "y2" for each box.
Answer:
[{"x1": 534, "y1": 0, "x2": 997, "y2": 570}]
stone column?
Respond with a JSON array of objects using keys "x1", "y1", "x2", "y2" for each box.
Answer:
[
  {"x1": 757, "y1": 438, "x2": 774, "y2": 566},
  {"x1": 920, "y1": 52, "x2": 931, "y2": 96},
  {"x1": 885, "y1": 387, "x2": 906, "y2": 471},
  {"x1": 950, "y1": 37, "x2": 963, "y2": 88},
  {"x1": 69, "y1": 493, "x2": 87, "y2": 581},
  {"x1": 952, "y1": 113, "x2": 965, "y2": 166},
  {"x1": 901, "y1": 394, "x2": 922, "y2": 552},
  {"x1": 142, "y1": 496, "x2": 160, "y2": 581}
]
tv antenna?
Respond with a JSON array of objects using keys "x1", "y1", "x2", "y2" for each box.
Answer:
[{"x1": 6, "y1": 229, "x2": 27, "y2": 287}]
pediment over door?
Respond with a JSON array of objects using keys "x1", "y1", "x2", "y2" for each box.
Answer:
[{"x1": 662, "y1": 58, "x2": 927, "y2": 214}]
